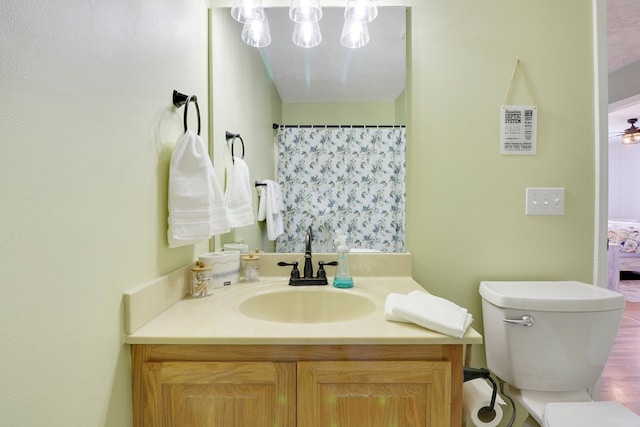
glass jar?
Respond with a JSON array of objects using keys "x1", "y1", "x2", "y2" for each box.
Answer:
[
  {"x1": 191, "y1": 261, "x2": 214, "y2": 297},
  {"x1": 241, "y1": 251, "x2": 261, "y2": 282}
]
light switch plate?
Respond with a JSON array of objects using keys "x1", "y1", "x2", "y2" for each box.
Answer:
[{"x1": 525, "y1": 187, "x2": 565, "y2": 215}]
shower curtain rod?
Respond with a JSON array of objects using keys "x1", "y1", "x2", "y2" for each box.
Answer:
[{"x1": 272, "y1": 123, "x2": 405, "y2": 130}]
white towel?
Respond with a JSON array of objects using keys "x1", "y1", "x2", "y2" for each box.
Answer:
[
  {"x1": 384, "y1": 290, "x2": 473, "y2": 338},
  {"x1": 167, "y1": 130, "x2": 230, "y2": 248},
  {"x1": 257, "y1": 179, "x2": 284, "y2": 240},
  {"x1": 223, "y1": 157, "x2": 255, "y2": 228}
]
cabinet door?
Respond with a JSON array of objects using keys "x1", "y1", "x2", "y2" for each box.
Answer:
[
  {"x1": 141, "y1": 361, "x2": 295, "y2": 427},
  {"x1": 298, "y1": 360, "x2": 451, "y2": 427}
]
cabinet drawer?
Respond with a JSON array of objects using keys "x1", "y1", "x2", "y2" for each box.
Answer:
[{"x1": 619, "y1": 257, "x2": 640, "y2": 271}]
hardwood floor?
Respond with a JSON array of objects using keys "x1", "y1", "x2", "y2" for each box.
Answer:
[{"x1": 600, "y1": 300, "x2": 640, "y2": 415}]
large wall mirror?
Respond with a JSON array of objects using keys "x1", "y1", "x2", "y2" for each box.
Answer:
[{"x1": 208, "y1": 1, "x2": 409, "y2": 253}]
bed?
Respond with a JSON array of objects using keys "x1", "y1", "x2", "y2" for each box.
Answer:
[{"x1": 607, "y1": 220, "x2": 640, "y2": 292}]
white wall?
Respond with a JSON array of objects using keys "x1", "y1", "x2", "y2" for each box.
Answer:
[
  {"x1": 609, "y1": 142, "x2": 640, "y2": 220},
  {"x1": 0, "y1": 0, "x2": 208, "y2": 425},
  {"x1": 608, "y1": 60, "x2": 640, "y2": 221}
]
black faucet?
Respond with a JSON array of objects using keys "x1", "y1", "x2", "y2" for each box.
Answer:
[
  {"x1": 278, "y1": 226, "x2": 337, "y2": 286},
  {"x1": 303, "y1": 225, "x2": 314, "y2": 278}
]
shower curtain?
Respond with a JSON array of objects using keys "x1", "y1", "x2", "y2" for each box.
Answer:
[{"x1": 276, "y1": 126, "x2": 406, "y2": 253}]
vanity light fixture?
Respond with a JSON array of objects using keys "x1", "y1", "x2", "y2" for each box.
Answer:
[
  {"x1": 344, "y1": 0, "x2": 378, "y2": 23},
  {"x1": 231, "y1": 0, "x2": 265, "y2": 23},
  {"x1": 289, "y1": 0, "x2": 322, "y2": 47},
  {"x1": 340, "y1": 19, "x2": 370, "y2": 48},
  {"x1": 289, "y1": 0, "x2": 323, "y2": 23},
  {"x1": 241, "y1": 16, "x2": 272, "y2": 48},
  {"x1": 622, "y1": 118, "x2": 640, "y2": 145},
  {"x1": 236, "y1": 1, "x2": 379, "y2": 49},
  {"x1": 232, "y1": 0, "x2": 271, "y2": 47},
  {"x1": 292, "y1": 21, "x2": 322, "y2": 48},
  {"x1": 340, "y1": 0, "x2": 377, "y2": 48}
]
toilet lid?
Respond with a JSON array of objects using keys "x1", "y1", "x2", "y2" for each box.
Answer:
[{"x1": 543, "y1": 402, "x2": 640, "y2": 427}]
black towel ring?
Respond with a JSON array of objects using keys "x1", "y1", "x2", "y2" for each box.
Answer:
[
  {"x1": 231, "y1": 135, "x2": 244, "y2": 160},
  {"x1": 225, "y1": 131, "x2": 245, "y2": 163},
  {"x1": 172, "y1": 90, "x2": 201, "y2": 135}
]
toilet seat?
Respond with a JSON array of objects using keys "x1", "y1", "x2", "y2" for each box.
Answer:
[
  {"x1": 512, "y1": 388, "x2": 592, "y2": 425},
  {"x1": 542, "y1": 401, "x2": 640, "y2": 427}
]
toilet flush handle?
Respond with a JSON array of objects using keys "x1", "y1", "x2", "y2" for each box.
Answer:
[{"x1": 503, "y1": 315, "x2": 535, "y2": 327}]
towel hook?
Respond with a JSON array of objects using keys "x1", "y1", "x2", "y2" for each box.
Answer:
[
  {"x1": 172, "y1": 90, "x2": 201, "y2": 135},
  {"x1": 225, "y1": 131, "x2": 245, "y2": 163}
]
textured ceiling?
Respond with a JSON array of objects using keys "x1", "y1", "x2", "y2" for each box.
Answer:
[
  {"x1": 260, "y1": 6, "x2": 406, "y2": 103},
  {"x1": 608, "y1": 0, "x2": 640, "y2": 141},
  {"x1": 608, "y1": 0, "x2": 640, "y2": 73}
]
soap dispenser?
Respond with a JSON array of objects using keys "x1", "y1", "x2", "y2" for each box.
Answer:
[{"x1": 333, "y1": 231, "x2": 354, "y2": 288}]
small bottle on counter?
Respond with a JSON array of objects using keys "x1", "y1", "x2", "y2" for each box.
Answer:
[
  {"x1": 333, "y1": 231, "x2": 354, "y2": 288},
  {"x1": 241, "y1": 250, "x2": 261, "y2": 282},
  {"x1": 191, "y1": 261, "x2": 214, "y2": 297}
]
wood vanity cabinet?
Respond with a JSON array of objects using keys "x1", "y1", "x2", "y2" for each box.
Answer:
[
  {"x1": 131, "y1": 344, "x2": 463, "y2": 427},
  {"x1": 136, "y1": 360, "x2": 295, "y2": 426}
]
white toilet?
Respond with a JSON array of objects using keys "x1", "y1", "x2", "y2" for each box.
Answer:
[{"x1": 479, "y1": 280, "x2": 640, "y2": 426}]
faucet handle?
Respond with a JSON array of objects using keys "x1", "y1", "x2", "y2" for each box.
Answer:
[
  {"x1": 277, "y1": 261, "x2": 300, "y2": 279},
  {"x1": 317, "y1": 261, "x2": 338, "y2": 279}
]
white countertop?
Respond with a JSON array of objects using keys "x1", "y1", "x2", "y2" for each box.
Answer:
[{"x1": 125, "y1": 271, "x2": 482, "y2": 346}]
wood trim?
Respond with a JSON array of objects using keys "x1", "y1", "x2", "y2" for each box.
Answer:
[
  {"x1": 131, "y1": 345, "x2": 151, "y2": 427},
  {"x1": 134, "y1": 344, "x2": 448, "y2": 362},
  {"x1": 443, "y1": 345, "x2": 464, "y2": 427}
]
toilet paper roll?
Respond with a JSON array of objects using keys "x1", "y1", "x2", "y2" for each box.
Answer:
[{"x1": 463, "y1": 378, "x2": 506, "y2": 427}]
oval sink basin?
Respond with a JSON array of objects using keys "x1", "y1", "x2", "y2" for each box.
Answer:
[{"x1": 238, "y1": 289, "x2": 376, "y2": 323}]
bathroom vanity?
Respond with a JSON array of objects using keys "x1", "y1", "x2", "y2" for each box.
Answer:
[{"x1": 125, "y1": 253, "x2": 482, "y2": 427}]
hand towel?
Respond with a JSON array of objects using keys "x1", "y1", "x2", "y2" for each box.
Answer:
[
  {"x1": 223, "y1": 157, "x2": 255, "y2": 228},
  {"x1": 384, "y1": 290, "x2": 473, "y2": 338},
  {"x1": 384, "y1": 293, "x2": 411, "y2": 323},
  {"x1": 257, "y1": 179, "x2": 284, "y2": 240},
  {"x1": 167, "y1": 130, "x2": 230, "y2": 248}
]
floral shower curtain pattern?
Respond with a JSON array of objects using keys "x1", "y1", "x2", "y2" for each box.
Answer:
[{"x1": 276, "y1": 126, "x2": 406, "y2": 253}]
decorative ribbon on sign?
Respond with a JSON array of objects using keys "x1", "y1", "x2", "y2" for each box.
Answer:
[
  {"x1": 500, "y1": 60, "x2": 538, "y2": 155},
  {"x1": 503, "y1": 60, "x2": 535, "y2": 106}
]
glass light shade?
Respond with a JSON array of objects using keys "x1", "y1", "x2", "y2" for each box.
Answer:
[
  {"x1": 622, "y1": 130, "x2": 640, "y2": 145},
  {"x1": 622, "y1": 132, "x2": 640, "y2": 145},
  {"x1": 241, "y1": 18, "x2": 271, "y2": 48},
  {"x1": 292, "y1": 21, "x2": 322, "y2": 48},
  {"x1": 340, "y1": 19, "x2": 370, "y2": 48},
  {"x1": 289, "y1": 0, "x2": 322, "y2": 23},
  {"x1": 344, "y1": 0, "x2": 378, "y2": 23},
  {"x1": 231, "y1": 0, "x2": 265, "y2": 23}
]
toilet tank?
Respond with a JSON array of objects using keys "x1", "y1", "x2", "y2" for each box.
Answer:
[{"x1": 480, "y1": 281, "x2": 624, "y2": 392}]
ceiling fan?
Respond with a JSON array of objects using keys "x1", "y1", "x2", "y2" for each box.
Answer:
[{"x1": 612, "y1": 118, "x2": 640, "y2": 144}]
